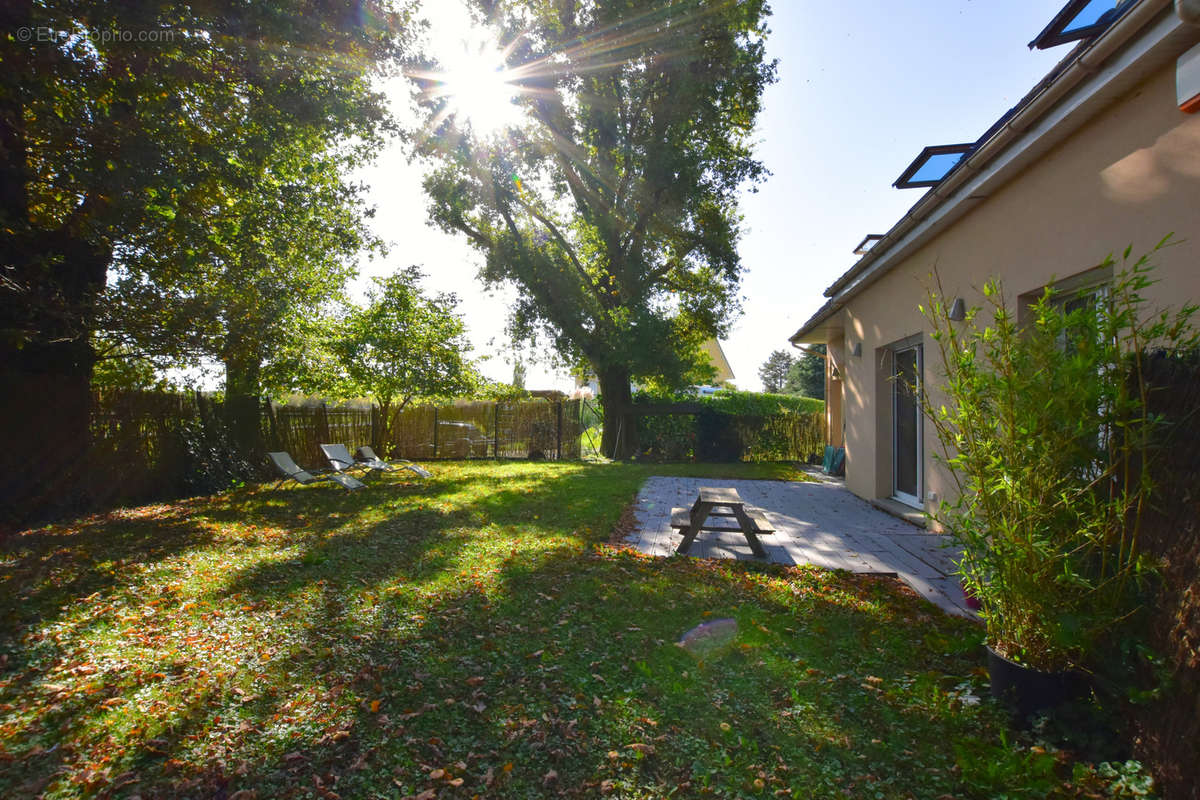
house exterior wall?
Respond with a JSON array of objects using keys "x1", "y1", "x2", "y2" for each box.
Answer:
[{"x1": 825, "y1": 63, "x2": 1200, "y2": 511}]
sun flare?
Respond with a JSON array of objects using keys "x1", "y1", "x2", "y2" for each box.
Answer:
[{"x1": 432, "y1": 38, "x2": 524, "y2": 135}]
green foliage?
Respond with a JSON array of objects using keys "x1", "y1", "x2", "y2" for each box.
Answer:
[
  {"x1": 758, "y1": 349, "x2": 794, "y2": 393},
  {"x1": 1082, "y1": 761, "x2": 1156, "y2": 797},
  {"x1": 635, "y1": 388, "x2": 823, "y2": 416},
  {"x1": 953, "y1": 734, "x2": 1059, "y2": 798},
  {"x1": 414, "y1": 0, "x2": 776, "y2": 455},
  {"x1": 1, "y1": 0, "x2": 415, "y2": 518},
  {"x1": 922, "y1": 240, "x2": 1199, "y2": 672},
  {"x1": 90, "y1": 338, "x2": 170, "y2": 392},
  {"x1": 0, "y1": 461, "x2": 1114, "y2": 799},
  {"x1": 107, "y1": 138, "x2": 379, "y2": 397},
  {"x1": 4, "y1": 0, "x2": 412, "y2": 362},
  {"x1": 471, "y1": 379, "x2": 532, "y2": 403},
  {"x1": 633, "y1": 390, "x2": 825, "y2": 462},
  {"x1": 637, "y1": 412, "x2": 697, "y2": 461},
  {"x1": 785, "y1": 343, "x2": 826, "y2": 400},
  {"x1": 329, "y1": 267, "x2": 479, "y2": 411}
]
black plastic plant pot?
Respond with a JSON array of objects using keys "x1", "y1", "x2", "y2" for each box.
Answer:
[{"x1": 986, "y1": 645, "x2": 1086, "y2": 724}]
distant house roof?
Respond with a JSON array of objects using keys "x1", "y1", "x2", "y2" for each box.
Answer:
[
  {"x1": 702, "y1": 339, "x2": 735, "y2": 384},
  {"x1": 572, "y1": 338, "x2": 735, "y2": 387},
  {"x1": 790, "y1": 0, "x2": 1187, "y2": 344}
]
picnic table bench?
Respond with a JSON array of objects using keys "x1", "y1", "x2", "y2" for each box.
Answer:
[{"x1": 670, "y1": 487, "x2": 774, "y2": 558}]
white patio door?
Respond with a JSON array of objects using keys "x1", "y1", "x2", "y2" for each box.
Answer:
[{"x1": 892, "y1": 345, "x2": 923, "y2": 507}]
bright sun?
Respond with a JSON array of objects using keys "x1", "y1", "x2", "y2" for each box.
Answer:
[{"x1": 433, "y1": 38, "x2": 524, "y2": 135}]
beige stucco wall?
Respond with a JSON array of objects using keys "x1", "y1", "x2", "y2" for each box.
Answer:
[{"x1": 825, "y1": 63, "x2": 1200, "y2": 511}]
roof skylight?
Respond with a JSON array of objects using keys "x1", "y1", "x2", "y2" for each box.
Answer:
[
  {"x1": 893, "y1": 144, "x2": 974, "y2": 190},
  {"x1": 853, "y1": 235, "x2": 884, "y2": 255},
  {"x1": 1029, "y1": 0, "x2": 1135, "y2": 50}
]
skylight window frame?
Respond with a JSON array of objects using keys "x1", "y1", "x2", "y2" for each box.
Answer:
[
  {"x1": 1028, "y1": 0, "x2": 1135, "y2": 50},
  {"x1": 892, "y1": 143, "x2": 975, "y2": 190},
  {"x1": 853, "y1": 235, "x2": 884, "y2": 256}
]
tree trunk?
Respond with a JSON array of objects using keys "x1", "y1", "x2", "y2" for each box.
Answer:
[
  {"x1": 222, "y1": 356, "x2": 263, "y2": 462},
  {"x1": 0, "y1": 238, "x2": 107, "y2": 524},
  {"x1": 377, "y1": 398, "x2": 392, "y2": 457},
  {"x1": 0, "y1": 0, "x2": 99, "y2": 525},
  {"x1": 224, "y1": 355, "x2": 262, "y2": 399},
  {"x1": 598, "y1": 365, "x2": 637, "y2": 459}
]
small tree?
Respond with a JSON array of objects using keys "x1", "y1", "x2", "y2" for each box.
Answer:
[
  {"x1": 334, "y1": 268, "x2": 478, "y2": 451},
  {"x1": 758, "y1": 350, "x2": 794, "y2": 394},
  {"x1": 784, "y1": 345, "x2": 826, "y2": 399}
]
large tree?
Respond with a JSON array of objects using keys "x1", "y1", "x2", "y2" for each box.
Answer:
[
  {"x1": 0, "y1": 1, "x2": 410, "y2": 515},
  {"x1": 414, "y1": 0, "x2": 775, "y2": 458},
  {"x1": 784, "y1": 344, "x2": 825, "y2": 400},
  {"x1": 758, "y1": 349, "x2": 794, "y2": 393},
  {"x1": 104, "y1": 136, "x2": 378, "y2": 397}
]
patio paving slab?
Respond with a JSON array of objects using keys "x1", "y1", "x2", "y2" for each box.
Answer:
[{"x1": 625, "y1": 476, "x2": 974, "y2": 617}]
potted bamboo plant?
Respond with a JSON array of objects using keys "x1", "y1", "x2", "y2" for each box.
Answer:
[{"x1": 920, "y1": 241, "x2": 1197, "y2": 719}]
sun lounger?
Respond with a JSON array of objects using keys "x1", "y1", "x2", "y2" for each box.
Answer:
[
  {"x1": 267, "y1": 451, "x2": 365, "y2": 491},
  {"x1": 354, "y1": 445, "x2": 432, "y2": 478},
  {"x1": 320, "y1": 443, "x2": 367, "y2": 475}
]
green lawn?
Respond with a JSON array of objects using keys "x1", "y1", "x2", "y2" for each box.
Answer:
[{"x1": 0, "y1": 462, "x2": 1139, "y2": 798}]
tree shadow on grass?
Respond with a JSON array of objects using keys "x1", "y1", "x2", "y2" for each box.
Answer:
[
  {"x1": 0, "y1": 463, "x2": 1007, "y2": 799},
  {"x1": 0, "y1": 500, "x2": 218, "y2": 640}
]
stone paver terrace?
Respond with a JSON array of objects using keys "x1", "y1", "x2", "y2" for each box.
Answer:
[{"x1": 625, "y1": 475, "x2": 974, "y2": 616}]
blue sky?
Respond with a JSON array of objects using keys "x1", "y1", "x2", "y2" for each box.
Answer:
[{"x1": 357, "y1": 0, "x2": 1075, "y2": 391}]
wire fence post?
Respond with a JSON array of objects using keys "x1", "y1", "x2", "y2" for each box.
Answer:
[
  {"x1": 493, "y1": 402, "x2": 500, "y2": 459},
  {"x1": 555, "y1": 401, "x2": 563, "y2": 460}
]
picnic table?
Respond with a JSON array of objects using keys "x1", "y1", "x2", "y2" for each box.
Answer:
[{"x1": 670, "y1": 487, "x2": 774, "y2": 558}]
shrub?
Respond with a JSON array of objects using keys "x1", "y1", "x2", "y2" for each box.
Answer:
[{"x1": 922, "y1": 242, "x2": 1198, "y2": 672}]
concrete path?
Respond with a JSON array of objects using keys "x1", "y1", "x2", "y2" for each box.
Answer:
[{"x1": 624, "y1": 475, "x2": 974, "y2": 617}]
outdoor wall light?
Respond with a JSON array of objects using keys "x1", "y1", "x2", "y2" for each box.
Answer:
[{"x1": 949, "y1": 297, "x2": 967, "y2": 322}]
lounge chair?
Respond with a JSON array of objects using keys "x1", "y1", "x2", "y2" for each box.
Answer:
[
  {"x1": 354, "y1": 444, "x2": 432, "y2": 478},
  {"x1": 267, "y1": 451, "x2": 365, "y2": 491},
  {"x1": 320, "y1": 443, "x2": 367, "y2": 476}
]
